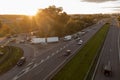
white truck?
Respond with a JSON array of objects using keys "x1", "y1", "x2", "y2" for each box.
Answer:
[
  {"x1": 47, "y1": 37, "x2": 59, "y2": 43},
  {"x1": 31, "y1": 38, "x2": 46, "y2": 44}
]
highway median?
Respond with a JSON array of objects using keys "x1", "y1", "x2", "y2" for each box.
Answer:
[{"x1": 52, "y1": 23, "x2": 109, "y2": 80}]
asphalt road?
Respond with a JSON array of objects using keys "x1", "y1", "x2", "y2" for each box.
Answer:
[
  {"x1": 11, "y1": 20, "x2": 107, "y2": 80},
  {"x1": 0, "y1": 19, "x2": 107, "y2": 80},
  {"x1": 93, "y1": 18, "x2": 120, "y2": 80},
  {"x1": 0, "y1": 43, "x2": 35, "y2": 80}
]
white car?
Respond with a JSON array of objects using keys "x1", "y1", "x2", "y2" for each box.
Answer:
[{"x1": 77, "y1": 40, "x2": 83, "y2": 45}]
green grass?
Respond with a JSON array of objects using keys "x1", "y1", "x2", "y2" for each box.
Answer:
[
  {"x1": 0, "y1": 46, "x2": 23, "y2": 75},
  {"x1": 52, "y1": 24, "x2": 109, "y2": 80}
]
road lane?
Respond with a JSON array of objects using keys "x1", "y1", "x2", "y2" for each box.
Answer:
[
  {"x1": 0, "y1": 19, "x2": 107, "y2": 80},
  {"x1": 12, "y1": 20, "x2": 107, "y2": 80},
  {"x1": 94, "y1": 18, "x2": 120, "y2": 80}
]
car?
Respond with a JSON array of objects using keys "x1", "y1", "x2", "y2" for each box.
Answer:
[
  {"x1": 63, "y1": 35, "x2": 72, "y2": 41},
  {"x1": 17, "y1": 57, "x2": 26, "y2": 66},
  {"x1": 20, "y1": 40, "x2": 25, "y2": 43},
  {"x1": 103, "y1": 61, "x2": 112, "y2": 76},
  {"x1": 76, "y1": 37, "x2": 81, "y2": 41},
  {"x1": 0, "y1": 52, "x2": 4, "y2": 56},
  {"x1": 9, "y1": 38, "x2": 16, "y2": 42},
  {"x1": 77, "y1": 40, "x2": 83, "y2": 45},
  {"x1": 64, "y1": 50, "x2": 71, "y2": 56}
]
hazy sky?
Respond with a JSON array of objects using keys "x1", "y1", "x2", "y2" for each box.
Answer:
[{"x1": 0, "y1": 0, "x2": 120, "y2": 15}]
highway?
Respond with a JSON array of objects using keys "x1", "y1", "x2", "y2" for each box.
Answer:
[
  {"x1": 0, "y1": 43, "x2": 34, "y2": 80},
  {"x1": 93, "y1": 18, "x2": 120, "y2": 80},
  {"x1": 12, "y1": 20, "x2": 106, "y2": 80},
  {"x1": 0, "y1": 19, "x2": 107, "y2": 80}
]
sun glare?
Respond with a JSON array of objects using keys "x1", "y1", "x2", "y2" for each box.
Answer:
[{"x1": 0, "y1": 0, "x2": 119, "y2": 15}]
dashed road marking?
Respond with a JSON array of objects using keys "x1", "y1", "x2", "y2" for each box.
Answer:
[
  {"x1": 46, "y1": 56, "x2": 50, "y2": 60},
  {"x1": 26, "y1": 62, "x2": 33, "y2": 67},
  {"x1": 56, "y1": 50, "x2": 59, "y2": 53},
  {"x1": 33, "y1": 63, "x2": 38, "y2": 68},
  {"x1": 40, "y1": 59, "x2": 44, "y2": 63},
  {"x1": 52, "y1": 53, "x2": 55, "y2": 56},
  {"x1": 36, "y1": 59, "x2": 44, "y2": 66},
  {"x1": 13, "y1": 67, "x2": 30, "y2": 80},
  {"x1": 60, "y1": 48, "x2": 62, "y2": 50}
]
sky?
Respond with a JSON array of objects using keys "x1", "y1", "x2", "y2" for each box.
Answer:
[{"x1": 0, "y1": 0, "x2": 120, "y2": 15}]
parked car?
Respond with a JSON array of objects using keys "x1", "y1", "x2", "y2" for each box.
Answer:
[
  {"x1": 17, "y1": 57, "x2": 26, "y2": 66},
  {"x1": 64, "y1": 50, "x2": 71, "y2": 56}
]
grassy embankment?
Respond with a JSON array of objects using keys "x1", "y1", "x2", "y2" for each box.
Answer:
[
  {"x1": 0, "y1": 46, "x2": 23, "y2": 75},
  {"x1": 52, "y1": 23, "x2": 109, "y2": 80}
]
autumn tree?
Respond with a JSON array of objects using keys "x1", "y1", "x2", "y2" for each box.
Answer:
[
  {"x1": 35, "y1": 5, "x2": 70, "y2": 37},
  {"x1": 0, "y1": 20, "x2": 2, "y2": 28},
  {"x1": 0, "y1": 24, "x2": 11, "y2": 37}
]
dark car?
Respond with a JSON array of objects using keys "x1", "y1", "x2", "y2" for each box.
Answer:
[
  {"x1": 64, "y1": 50, "x2": 71, "y2": 56},
  {"x1": 17, "y1": 57, "x2": 26, "y2": 66}
]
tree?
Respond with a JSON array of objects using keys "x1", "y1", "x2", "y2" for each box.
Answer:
[
  {"x1": 35, "y1": 5, "x2": 70, "y2": 37},
  {"x1": 0, "y1": 24, "x2": 11, "y2": 37},
  {"x1": 0, "y1": 20, "x2": 2, "y2": 28}
]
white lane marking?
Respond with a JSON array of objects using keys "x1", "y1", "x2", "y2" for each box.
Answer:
[
  {"x1": 13, "y1": 59, "x2": 46, "y2": 80},
  {"x1": 26, "y1": 62, "x2": 33, "y2": 67},
  {"x1": 33, "y1": 63, "x2": 38, "y2": 68},
  {"x1": 52, "y1": 53, "x2": 55, "y2": 56},
  {"x1": 56, "y1": 50, "x2": 59, "y2": 53},
  {"x1": 13, "y1": 40, "x2": 74, "y2": 80},
  {"x1": 13, "y1": 67, "x2": 30, "y2": 80},
  {"x1": 46, "y1": 56, "x2": 50, "y2": 60},
  {"x1": 35, "y1": 59, "x2": 44, "y2": 66},
  {"x1": 40, "y1": 59, "x2": 44, "y2": 63},
  {"x1": 118, "y1": 30, "x2": 120, "y2": 62}
]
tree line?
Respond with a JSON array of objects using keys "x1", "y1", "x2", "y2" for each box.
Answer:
[{"x1": 0, "y1": 5, "x2": 109, "y2": 37}]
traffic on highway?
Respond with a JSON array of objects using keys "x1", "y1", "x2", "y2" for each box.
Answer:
[
  {"x1": 0, "y1": 16, "x2": 120, "y2": 80},
  {"x1": 0, "y1": 19, "x2": 110, "y2": 80},
  {"x1": 92, "y1": 18, "x2": 120, "y2": 80}
]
